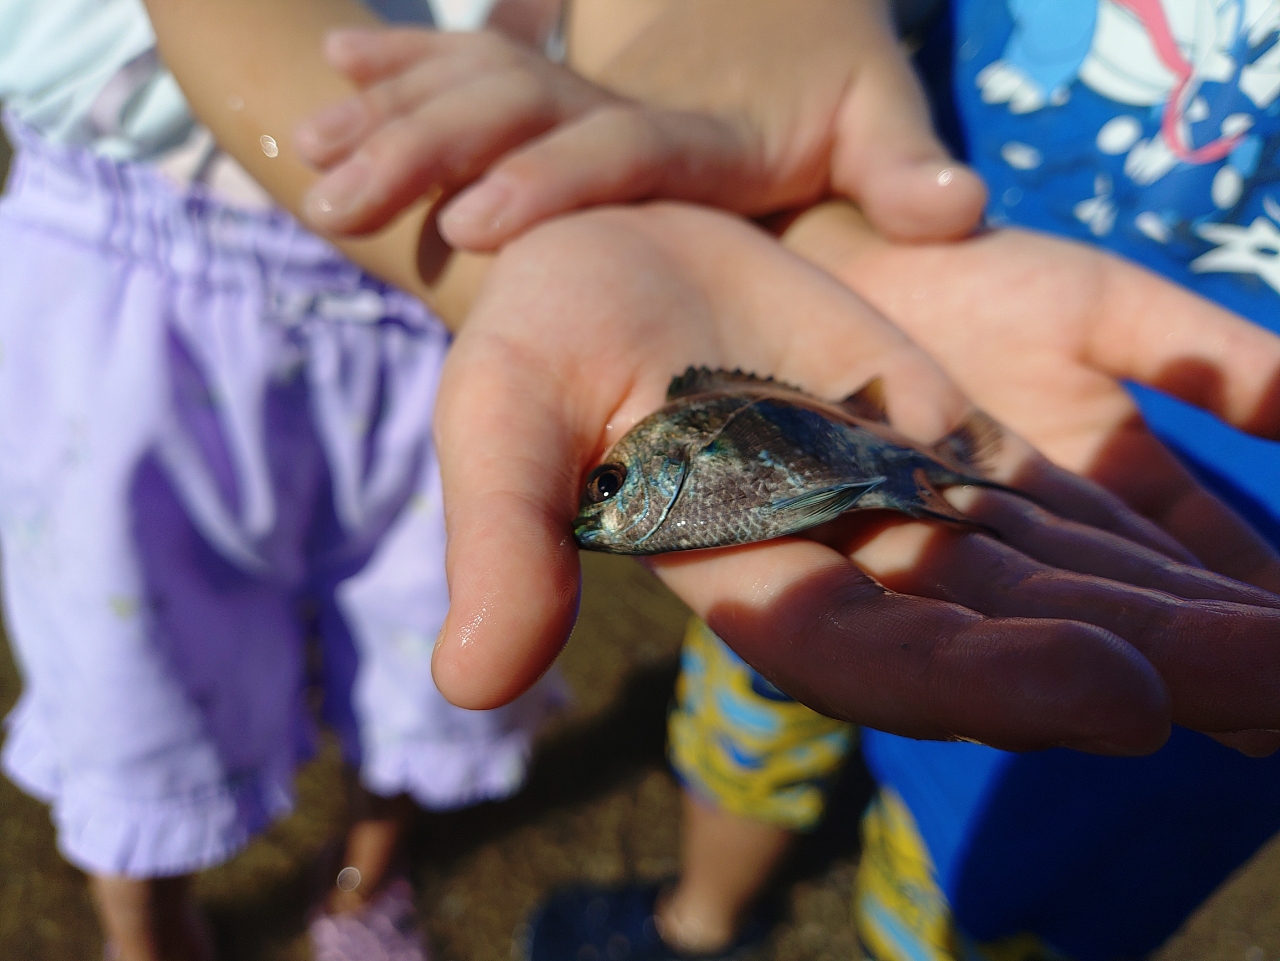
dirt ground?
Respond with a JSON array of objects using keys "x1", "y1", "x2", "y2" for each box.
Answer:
[
  {"x1": 1, "y1": 554, "x2": 1279, "y2": 961},
  {"x1": 0, "y1": 134, "x2": 1278, "y2": 961}
]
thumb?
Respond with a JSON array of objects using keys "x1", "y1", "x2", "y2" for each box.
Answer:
[{"x1": 831, "y1": 49, "x2": 987, "y2": 242}]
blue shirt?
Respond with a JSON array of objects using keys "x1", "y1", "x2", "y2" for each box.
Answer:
[
  {"x1": 857, "y1": 7, "x2": 1280, "y2": 957},
  {"x1": 941, "y1": 0, "x2": 1280, "y2": 541}
]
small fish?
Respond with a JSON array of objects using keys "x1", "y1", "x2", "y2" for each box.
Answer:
[{"x1": 573, "y1": 367, "x2": 1020, "y2": 555}]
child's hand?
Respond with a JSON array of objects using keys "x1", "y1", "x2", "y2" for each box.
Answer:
[
  {"x1": 295, "y1": 27, "x2": 643, "y2": 237},
  {"x1": 429, "y1": 202, "x2": 1280, "y2": 755},
  {"x1": 296, "y1": 1, "x2": 985, "y2": 249}
]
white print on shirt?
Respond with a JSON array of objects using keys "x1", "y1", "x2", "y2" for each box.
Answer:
[
  {"x1": 1191, "y1": 194, "x2": 1280, "y2": 290},
  {"x1": 983, "y1": 1, "x2": 1280, "y2": 186}
]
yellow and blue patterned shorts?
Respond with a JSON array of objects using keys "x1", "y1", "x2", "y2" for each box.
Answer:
[
  {"x1": 856, "y1": 789, "x2": 1058, "y2": 961},
  {"x1": 667, "y1": 618, "x2": 855, "y2": 832},
  {"x1": 668, "y1": 619, "x2": 1058, "y2": 961}
]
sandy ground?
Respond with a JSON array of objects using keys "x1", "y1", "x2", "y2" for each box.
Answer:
[{"x1": 0, "y1": 133, "x2": 1278, "y2": 960}]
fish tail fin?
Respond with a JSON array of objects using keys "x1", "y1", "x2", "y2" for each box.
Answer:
[
  {"x1": 933, "y1": 408, "x2": 1003, "y2": 475},
  {"x1": 926, "y1": 408, "x2": 1041, "y2": 509}
]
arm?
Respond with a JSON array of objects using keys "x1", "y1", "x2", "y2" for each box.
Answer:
[{"x1": 142, "y1": 0, "x2": 486, "y2": 327}]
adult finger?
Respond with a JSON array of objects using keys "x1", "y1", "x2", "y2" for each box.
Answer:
[
  {"x1": 430, "y1": 329, "x2": 587, "y2": 709},
  {"x1": 1209, "y1": 731, "x2": 1280, "y2": 756},
  {"x1": 429, "y1": 210, "x2": 712, "y2": 707},
  {"x1": 439, "y1": 107, "x2": 760, "y2": 250},
  {"x1": 652, "y1": 539, "x2": 1171, "y2": 754},
  {"x1": 1016, "y1": 456, "x2": 1202, "y2": 564},
  {"x1": 1066, "y1": 410, "x2": 1280, "y2": 590},
  {"x1": 960, "y1": 488, "x2": 1280, "y2": 609},
  {"x1": 853, "y1": 521, "x2": 1280, "y2": 733},
  {"x1": 968, "y1": 434, "x2": 1202, "y2": 565}
]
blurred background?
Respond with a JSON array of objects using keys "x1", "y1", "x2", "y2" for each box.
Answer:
[{"x1": 0, "y1": 103, "x2": 1278, "y2": 961}]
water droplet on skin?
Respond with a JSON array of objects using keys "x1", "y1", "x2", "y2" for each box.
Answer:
[
  {"x1": 227, "y1": 95, "x2": 244, "y2": 112},
  {"x1": 260, "y1": 135, "x2": 279, "y2": 158},
  {"x1": 317, "y1": 198, "x2": 333, "y2": 213},
  {"x1": 937, "y1": 167, "x2": 955, "y2": 186},
  {"x1": 336, "y1": 866, "x2": 361, "y2": 891}
]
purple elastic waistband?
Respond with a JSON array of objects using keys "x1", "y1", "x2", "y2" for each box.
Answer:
[{"x1": 0, "y1": 113, "x2": 350, "y2": 283}]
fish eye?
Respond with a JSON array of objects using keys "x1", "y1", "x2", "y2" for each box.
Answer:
[{"x1": 585, "y1": 464, "x2": 627, "y2": 503}]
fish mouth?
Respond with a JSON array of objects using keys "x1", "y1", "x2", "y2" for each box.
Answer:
[{"x1": 572, "y1": 511, "x2": 605, "y2": 549}]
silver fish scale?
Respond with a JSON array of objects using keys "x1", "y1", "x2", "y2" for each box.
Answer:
[{"x1": 638, "y1": 401, "x2": 899, "y2": 551}]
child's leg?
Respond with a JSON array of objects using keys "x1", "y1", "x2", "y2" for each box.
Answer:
[
  {"x1": 527, "y1": 618, "x2": 855, "y2": 959},
  {"x1": 660, "y1": 619, "x2": 855, "y2": 948},
  {"x1": 0, "y1": 122, "x2": 352, "y2": 961},
  {"x1": 90, "y1": 874, "x2": 214, "y2": 961},
  {"x1": 325, "y1": 783, "x2": 418, "y2": 914},
  {"x1": 307, "y1": 376, "x2": 565, "y2": 955},
  {"x1": 655, "y1": 790, "x2": 793, "y2": 953}
]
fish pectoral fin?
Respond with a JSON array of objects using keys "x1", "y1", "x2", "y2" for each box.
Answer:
[
  {"x1": 765, "y1": 478, "x2": 886, "y2": 530},
  {"x1": 839, "y1": 376, "x2": 889, "y2": 423}
]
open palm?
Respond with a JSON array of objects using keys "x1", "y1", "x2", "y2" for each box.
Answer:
[{"x1": 429, "y1": 203, "x2": 1280, "y2": 756}]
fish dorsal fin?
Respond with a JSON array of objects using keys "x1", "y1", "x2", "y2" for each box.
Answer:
[
  {"x1": 932, "y1": 409, "x2": 1003, "y2": 474},
  {"x1": 839, "y1": 377, "x2": 888, "y2": 423},
  {"x1": 667, "y1": 366, "x2": 802, "y2": 400}
]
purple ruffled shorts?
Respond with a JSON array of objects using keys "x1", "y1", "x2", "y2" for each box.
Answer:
[{"x1": 0, "y1": 119, "x2": 564, "y2": 879}]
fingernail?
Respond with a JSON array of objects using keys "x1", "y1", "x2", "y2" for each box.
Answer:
[
  {"x1": 296, "y1": 99, "x2": 366, "y2": 158},
  {"x1": 304, "y1": 155, "x2": 373, "y2": 225},
  {"x1": 440, "y1": 178, "x2": 514, "y2": 240}
]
